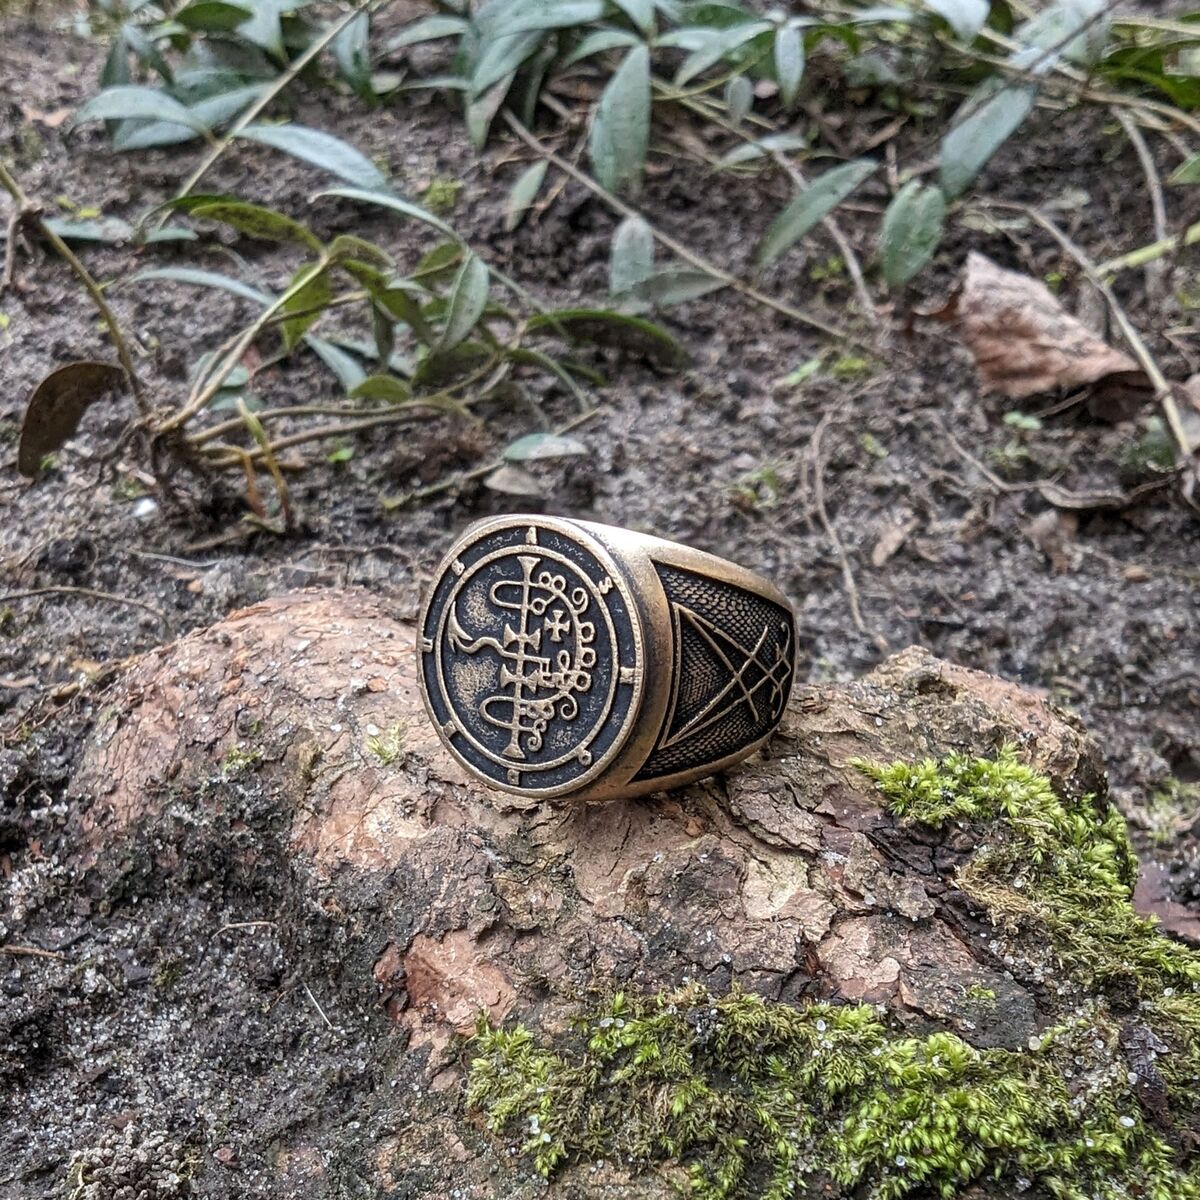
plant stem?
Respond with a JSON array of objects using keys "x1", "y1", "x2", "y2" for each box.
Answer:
[
  {"x1": 0, "y1": 156, "x2": 148, "y2": 414},
  {"x1": 501, "y1": 113, "x2": 871, "y2": 350},
  {"x1": 1098, "y1": 222, "x2": 1200, "y2": 277},
  {"x1": 168, "y1": 0, "x2": 391, "y2": 213}
]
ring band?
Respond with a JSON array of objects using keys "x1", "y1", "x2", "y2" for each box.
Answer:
[{"x1": 417, "y1": 516, "x2": 796, "y2": 802}]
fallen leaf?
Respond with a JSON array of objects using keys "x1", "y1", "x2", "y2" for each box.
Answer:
[
  {"x1": 483, "y1": 463, "x2": 543, "y2": 497},
  {"x1": 21, "y1": 105, "x2": 71, "y2": 128},
  {"x1": 1025, "y1": 509, "x2": 1079, "y2": 573},
  {"x1": 17, "y1": 362, "x2": 127, "y2": 477},
  {"x1": 947, "y1": 252, "x2": 1151, "y2": 415},
  {"x1": 1174, "y1": 376, "x2": 1200, "y2": 455},
  {"x1": 870, "y1": 517, "x2": 918, "y2": 567}
]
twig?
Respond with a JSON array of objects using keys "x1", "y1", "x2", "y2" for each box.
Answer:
[
  {"x1": 502, "y1": 112, "x2": 869, "y2": 350},
  {"x1": 303, "y1": 981, "x2": 336, "y2": 1031},
  {"x1": 0, "y1": 158, "x2": 148, "y2": 413},
  {"x1": 169, "y1": 0, "x2": 391, "y2": 212},
  {"x1": 0, "y1": 586, "x2": 171, "y2": 630},
  {"x1": 658, "y1": 83, "x2": 879, "y2": 326},
  {"x1": 940, "y1": 422, "x2": 1046, "y2": 494},
  {"x1": 2, "y1": 943, "x2": 67, "y2": 961},
  {"x1": 387, "y1": 408, "x2": 600, "y2": 508},
  {"x1": 806, "y1": 410, "x2": 886, "y2": 654},
  {"x1": 1114, "y1": 110, "x2": 1169, "y2": 298}
]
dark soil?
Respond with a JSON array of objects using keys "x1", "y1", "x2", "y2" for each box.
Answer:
[{"x1": 2, "y1": 5, "x2": 1199, "y2": 1197}]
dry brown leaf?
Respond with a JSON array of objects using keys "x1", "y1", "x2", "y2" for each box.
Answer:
[
  {"x1": 1025, "y1": 509, "x2": 1079, "y2": 573},
  {"x1": 17, "y1": 361, "x2": 126, "y2": 477},
  {"x1": 950, "y1": 252, "x2": 1150, "y2": 409},
  {"x1": 870, "y1": 517, "x2": 918, "y2": 568}
]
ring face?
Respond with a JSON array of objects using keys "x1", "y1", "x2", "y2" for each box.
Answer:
[{"x1": 419, "y1": 519, "x2": 644, "y2": 796}]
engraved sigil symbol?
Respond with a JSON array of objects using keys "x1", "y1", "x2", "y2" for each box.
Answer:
[{"x1": 446, "y1": 552, "x2": 602, "y2": 763}]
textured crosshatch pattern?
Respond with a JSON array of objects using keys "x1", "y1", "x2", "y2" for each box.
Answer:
[
  {"x1": 632, "y1": 562, "x2": 794, "y2": 782},
  {"x1": 420, "y1": 521, "x2": 643, "y2": 795}
]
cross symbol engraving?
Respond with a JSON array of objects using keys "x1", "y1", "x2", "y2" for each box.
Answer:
[{"x1": 544, "y1": 608, "x2": 569, "y2": 642}]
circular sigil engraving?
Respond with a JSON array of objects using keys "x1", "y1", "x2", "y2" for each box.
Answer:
[{"x1": 419, "y1": 520, "x2": 644, "y2": 795}]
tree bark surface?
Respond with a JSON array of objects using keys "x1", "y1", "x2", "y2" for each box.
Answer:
[{"x1": 63, "y1": 587, "x2": 1129, "y2": 1195}]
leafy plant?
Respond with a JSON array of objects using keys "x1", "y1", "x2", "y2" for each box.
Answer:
[{"x1": 14, "y1": 178, "x2": 682, "y2": 527}]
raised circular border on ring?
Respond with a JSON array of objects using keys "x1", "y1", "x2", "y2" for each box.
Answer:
[{"x1": 418, "y1": 515, "x2": 647, "y2": 798}]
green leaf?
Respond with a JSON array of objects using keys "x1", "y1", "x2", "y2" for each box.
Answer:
[
  {"x1": 280, "y1": 263, "x2": 331, "y2": 350},
  {"x1": 920, "y1": 0, "x2": 988, "y2": 40},
  {"x1": 435, "y1": 253, "x2": 490, "y2": 352},
  {"x1": 189, "y1": 200, "x2": 323, "y2": 249},
  {"x1": 102, "y1": 33, "x2": 132, "y2": 91},
  {"x1": 306, "y1": 337, "x2": 368, "y2": 392},
  {"x1": 504, "y1": 161, "x2": 549, "y2": 232},
  {"x1": 562, "y1": 27, "x2": 640, "y2": 67},
  {"x1": 629, "y1": 266, "x2": 724, "y2": 308},
  {"x1": 122, "y1": 23, "x2": 174, "y2": 84},
  {"x1": 774, "y1": 22, "x2": 805, "y2": 107},
  {"x1": 471, "y1": 30, "x2": 543, "y2": 94},
  {"x1": 42, "y1": 216, "x2": 135, "y2": 244},
  {"x1": 716, "y1": 131, "x2": 806, "y2": 168},
  {"x1": 238, "y1": 0, "x2": 289, "y2": 60},
  {"x1": 385, "y1": 14, "x2": 468, "y2": 52},
  {"x1": 613, "y1": 0, "x2": 655, "y2": 36},
  {"x1": 73, "y1": 86, "x2": 211, "y2": 136},
  {"x1": 878, "y1": 179, "x2": 946, "y2": 288},
  {"x1": 1169, "y1": 154, "x2": 1200, "y2": 184},
  {"x1": 127, "y1": 266, "x2": 273, "y2": 305},
  {"x1": 1021, "y1": 0, "x2": 1109, "y2": 66},
  {"x1": 113, "y1": 84, "x2": 265, "y2": 150},
  {"x1": 609, "y1": 214, "x2": 655, "y2": 296},
  {"x1": 527, "y1": 308, "x2": 686, "y2": 366},
  {"x1": 237, "y1": 123, "x2": 388, "y2": 190},
  {"x1": 175, "y1": 0, "x2": 253, "y2": 32},
  {"x1": 334, "y1": 12, "x2": 372, "y2": 98},
  {"x1": 503, "y1": 432, "x2": 587, "y2": 461},
  {"x1": 590, "y1": 43, "x2": 650, "y2": 195},
  {"x1": 939, "y1": 79, "x2": 1035, "y2": 198},
  {"x1": 465, "y1": 74, "x2": 514, "y2": 147},
  {"x1": 725, "y1": 74, "x2": 752, "y2": 123},
  {"x1": 756, "y1": 159, "x2": 875, "y2": 268},
  {"x1": 485, "y1": 0, "x2": 605, "y2": 38},
  {"x1": 317, "y1": 186, "x2": 458, "y2": 238},
  {"x1": 350, "y1": 374, "x2": 413, "y2": 403},
  {"x1": 327, "y1": 233, "x2": 394, "y2": 267},
  {"x1": 675, "y1": 21, "x2": 771, "y2": 86}
]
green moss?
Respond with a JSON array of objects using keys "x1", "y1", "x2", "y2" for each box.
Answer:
[
  {"x1": 366, "y1": 722, "x2": 407, "y2": 766},
  {"x1": 420, "y1": 177, "x2": 464, "y2": 214},
  {"x1": 220, "y1": 743, "x2": 262, "y2": 776},
  {"x1": 468, "y1": 750, "x2": 1200, "y2": 1198},
  {"x1": 859, "y1": 748, "x2": 1200, "y2": 998}
]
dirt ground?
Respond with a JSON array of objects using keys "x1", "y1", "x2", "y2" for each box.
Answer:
[{"x1": 2, "y1": 4, "x2": 1200, "y2": 1197}]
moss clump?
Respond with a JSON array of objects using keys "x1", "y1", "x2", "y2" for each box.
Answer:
[
  {"x1": 468, "y1": 750, "x2": 1200, "y2": 1198},
  {"x1": 860, "y1": 749, "x2": 1200, "y2": 1003},
  {"x1": 469, "y1": 987, "x2": 1193, "y2": 1199}
]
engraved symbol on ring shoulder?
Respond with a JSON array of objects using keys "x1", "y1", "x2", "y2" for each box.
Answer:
[
  {"x1": 447, "y1": 552, "x2": 598, "y2": 762},
  {"x1": 659, "y1": 609, "x2": 793, "y2": 748}
]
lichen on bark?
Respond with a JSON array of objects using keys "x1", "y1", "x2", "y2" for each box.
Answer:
[{"x1": 467, "y1": 750, "x2": 1200, "y2": 1200}]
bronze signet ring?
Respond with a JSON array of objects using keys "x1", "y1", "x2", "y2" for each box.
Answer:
[{"x1": 417, "y1": 516, "x2": 796, "y2": 802}]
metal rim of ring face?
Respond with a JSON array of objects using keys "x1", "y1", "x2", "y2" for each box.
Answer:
[{"x1": 418, "y1": 515, "x2": 796, "y2": 803}]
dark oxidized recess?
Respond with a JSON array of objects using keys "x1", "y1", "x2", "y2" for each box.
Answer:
[{"x1": 419, "y1": 520, "x2": 644, "y2": 796}]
